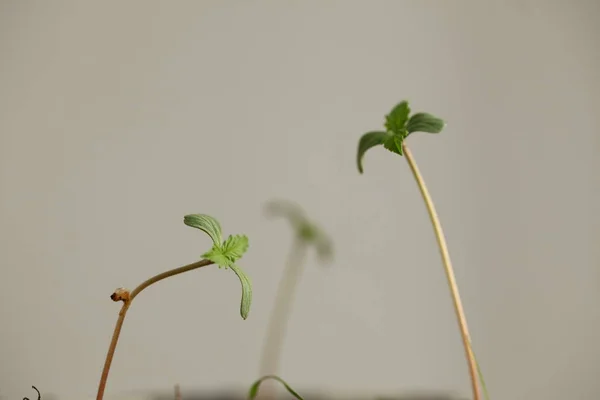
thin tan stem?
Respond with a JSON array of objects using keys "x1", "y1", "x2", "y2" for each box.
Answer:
[
  {"x1": 174, "y1": 384, "x2": 182, "y2": 400},
  {"x1": 130, "y1": 259, "x2": 213, "y2": 301},
  {"x1": 96, "y1": 259, "x2": 214, "y2": 400},
  {"x1": 402, "y1": 142, "x2": 480, "y2": 400},
  {"x1": 257, "y1": 236, "x2": 307, "y2": 398},
  {"x1": 96, "y1": 303, "x2": 129, "y2": 400}
]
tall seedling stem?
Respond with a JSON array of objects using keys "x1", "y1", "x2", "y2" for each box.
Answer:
[{"x1": 402, "y1": 142, "x2": 479, "y2": 400}]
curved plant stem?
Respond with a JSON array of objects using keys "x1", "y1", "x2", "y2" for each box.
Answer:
[
  {"x1": 257, "y1": 237, "x2": 307, "y2": 398},
  {"x1": 96, "y1": 259, "x2": 214, "y2": 400},
  {"x1": 402, "y1": 142, "x2": 480, "y2": 400}
]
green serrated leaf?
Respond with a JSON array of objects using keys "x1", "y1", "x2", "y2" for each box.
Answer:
[
  {"x1": 184, "y1": 214, "x2": 223, "y2": 246},
  {"x1": 356, "y1": 131, "x2": 389, "y2": 174},
  {"x1": 382, "y1": 133, "x2": 404, "y2": 155},
  {"x1": 248, "y1": 375, "x2": 304, "y2": 400},
  {"x1": 221, "y1": 234, "x2": 249, "y2": 263},
  {"x1": 229, "y1": 264, "x2": 252, "y2": 320},
  {"x1": 202, "y1": 235, "x2": 249, "y2": 268},
  {"x1": 384, "y1": 101, "x2": 411, "y2": 134},
  {"x1": 406, "y1": 112, "x2": 445, "y2": 134}
]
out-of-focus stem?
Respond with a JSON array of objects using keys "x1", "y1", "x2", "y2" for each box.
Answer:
[{"x1": 258, "y1": 237, "x2": 307, "y2": 398}]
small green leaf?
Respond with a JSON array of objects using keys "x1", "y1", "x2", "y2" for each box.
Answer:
[
  {"x1": 202, "y1": 234, "x2": 249, "y2": 268},
  {"x1": 356, "y1": 131, "x2": 389, "y2": 174},
  {"x1": 382, "y1": 133, "x2": 404, "y2": 155},
  {"x1": 384, "y1": 100, "x2": 411, "y2": 134},
  {"x1": 230, "y1": 264, "x2": 252, "y2": 320},
  {"x1": 314, "y1": 228, "x2": 334, "y2": 262},
  {"x1": 265, "y1": 199, "x2": 334, "y2": 263},
  {"x1": 184, "y1": 214, "x2": 223, "y2": 246},
  {"x1": 248, "y1": 375, "x2": 304, "y2": 400},
  {"x1": 221, "y1": 234, "x2": 249, "y2": 265},
  {"x1": 406, "y1": 112, "x2": 445, "y2": 134}
]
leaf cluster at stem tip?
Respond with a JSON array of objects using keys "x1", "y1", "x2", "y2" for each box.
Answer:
[
  {"x1": 265, "y1": 199, "x2": 334, "y2": 262},
  {"x1": 356, "y1": 100, "x2": 446, "y2": 173},
  {"x1": 183, "y1": 214, "x2": 252, "y2": 320}
]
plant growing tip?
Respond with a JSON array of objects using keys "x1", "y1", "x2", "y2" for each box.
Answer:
[
  {"x1": 356, "y1": 100, "x2": 445, "y2": 173},
  {"x1": 184, "y1": 214, "x2": 252, "y2": 319},
  {"x1": 248, "y1": 375, "x2": 304, "y2": 400},
  {"x1": 264, "y1": 199, "x2": 333, "y2": 262}
]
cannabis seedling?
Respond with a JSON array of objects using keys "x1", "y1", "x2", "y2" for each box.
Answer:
[
  {"x1": 248, "y1": 375, "x2": 304, "y2": 400},
  {"x1": 95, "y1": 214, "x2": 252, "y2": 400},
  {"x1": 254, "y1": 199, "x2": 333, "y2": 399},
  {"x1": 356, "y1": 101, "x2": 488, "y2": 400}
]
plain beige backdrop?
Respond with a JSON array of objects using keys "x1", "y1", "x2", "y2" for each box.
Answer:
[{"x1": 1, "y1": 1, "x2": 599, "y2": 399}]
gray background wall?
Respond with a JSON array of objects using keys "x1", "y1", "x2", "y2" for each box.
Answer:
[{"x1": 1, "y1": 1, "x2": 599, "y2": 400}]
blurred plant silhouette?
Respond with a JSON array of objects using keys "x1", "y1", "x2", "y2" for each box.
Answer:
[
  {"x1": 254, "y1": 199, "x2": 333, "y2": 399},
  {"x1": 264, "y1": 199, "x2": 333, "y2": 263}
]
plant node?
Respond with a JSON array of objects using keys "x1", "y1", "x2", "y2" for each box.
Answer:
[{"x1": 110, "y1": 288, "x2": 130, "y2": 303}]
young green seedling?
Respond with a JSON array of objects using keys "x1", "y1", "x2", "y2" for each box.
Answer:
[
  {"x1": 95, "y1": 214, "x2": 252, "y2": 400},
  {"x1": 356, "y1": 101, "x2": 488, "y2": 400},
  {"x1": 255, "y1": 199, "x2": 333, "y2": 399},
  {"x1": 248, "y1": 375, "x2": 304, "y2": 400}
]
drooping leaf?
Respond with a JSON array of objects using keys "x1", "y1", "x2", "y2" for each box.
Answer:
[
  {"x1": 406, "y1": 112, "x2": 445, "y2": 134},
  {"x1": 356, "y1": 131, "x2": 389, "y2": 174},
  {"x1": 384, "y1": 100, "x2": 411, "y2": 134},
  {"x1": 297, "y1": 223, "x2": 333, "y2": 263},
  {"x1": 382, "y1": 133, "x2": 404, "y2": 155},
  {"x1": 229, "y1": 264, "x2": 252, "y2": 320},
  {"x1": 314, "y1": 227, "x2": 334, "y2": 262},
  {"x1": 184, "y1": 214, "x2": 223, "y2": 246},
  {"x1": 248, "y1": 375, "x2": 304, "y2": 400},
  {"x1": 266, "y1": 199, "x2": 334, "y2": 264}
]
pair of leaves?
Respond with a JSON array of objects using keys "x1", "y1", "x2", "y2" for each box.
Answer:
[
  {"x1": 265, "y1": 199, "x2": 333, "y2": 262},
  {"x1": 184, "y1": 214, "x2": 252, "y2": 320},
  {"x1": 357, "y1": 100, "x2": 445, "y2": 173},
  {"x1": 248, "y1": 375, "x2": 304, "y2": 400}
]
